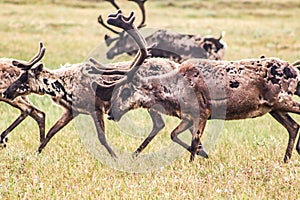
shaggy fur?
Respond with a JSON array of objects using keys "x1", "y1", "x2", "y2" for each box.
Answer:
[
  {"x1": 0, "y1": 58, "x2": 45, "y2": 147},
  {"x1": 98, "y1": 56, "x2": 300, "y2": 162}
]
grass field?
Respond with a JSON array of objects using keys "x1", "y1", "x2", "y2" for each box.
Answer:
[{"x1": 0, "y1": 0, "x2": 300, "y2": 199}]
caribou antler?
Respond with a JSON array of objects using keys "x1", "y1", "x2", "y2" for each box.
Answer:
[
  {"x1": 128, "y1": 0, "x2": 147, "y2": 28},
  {"x1": 92, "y1": 9, "x2": 156, "y2": 75},
  {"x1": 88, "y1": 57, "x2": 128, "y2": 75},
  {"x1": 12, "y1": 41, "x2": 46, "y2": 70},
  {"x1": 91, "y1": 10, "x2": 151, "y2": 91},
  {"x1": 106, "y1": 10, "x2": 150, "y2": 75},
  {"x1": 98, "y1": 0, "x2": 122, "y2": 43},
  {"x1": 98, "y1": 0, "x2": 125, "y2": 35},
  {"x1": 104, "y1": 0, "x2": 120, "y2": 10},
  {"x1": 98, "y1": 15, "x2": 121, "y2": 35},
  {"x1": 99, "y1": 0, "x2": 148, "y2": 46},
  {"x1": 88, "y1": 61, "x2": 127, "y2": 76}
]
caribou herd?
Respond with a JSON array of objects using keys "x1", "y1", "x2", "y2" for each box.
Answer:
[{"x1": 1, "y1": 0, "x2": 300, "y2": 163}]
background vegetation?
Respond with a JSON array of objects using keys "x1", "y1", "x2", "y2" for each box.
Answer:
[{"x1": 0, "y1": 0, "x2": 299, "y2": 199}]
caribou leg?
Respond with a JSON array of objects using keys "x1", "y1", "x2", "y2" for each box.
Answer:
[
  {"x1": 92, "y1": 108, "x2": 117, "y2": 159},
  {"x1": 270, "y1": 111, "x2": 300, "y2": 163},
  {"x1": 0, "y1": 97, "x2": 45, "y2": 147},
  {"x1": 38, "y1": 109, "x2": 78, "y2": 153},
  {"x1": 190, "y1": 119, "x2": 207, "y2": 162},
  {"x1": 132, "y1": 109, "x2": 165, "y2": 158}
]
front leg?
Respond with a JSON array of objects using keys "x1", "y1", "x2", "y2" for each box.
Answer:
[
  {"x1": 133, "y1": 109, "x2": 165, "y2": 158},
  {"x1": 22, "y1": 96, "x2": 46, "y2": 144},
  {"x1": 91, "y1": 109, "x2": 117, "y2": 159},
  {"x1": 0, "y1": 98, "x2": 35, "y2": 147},
  {"x1": 29, "y1": 108, "x2": 45, "y2": 144},
  {"x1": 0, "y1": 111, "x2": 30, "y2": 147},
  {"x1": 38, "y1": 109, "x2": 77, "y2": 153}
]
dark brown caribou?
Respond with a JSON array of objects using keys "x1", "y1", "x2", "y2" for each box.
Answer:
[{"x1": 92, "y1": 55, "x2": 300, "y2": 163}]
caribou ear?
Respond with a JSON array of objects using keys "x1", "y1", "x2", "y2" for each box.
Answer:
[
  {"x1": 91, "y1": 82, "x2": 115, "y2": 101},
  {"x1": 12, "y1": 60, "x2": 27, "y2": 69},
  {"x1": 292, "y1": 60, "x2": 300, "y2": 71},
  {"x1": 219, "y1": 31, "x2": 226, "y2": 40},
  {"x1": 33, "y1": 63, "x2": 44, "y2": 76},
  {"x1": 104, "y1": 34, "x2": 111, "y2": 46}
]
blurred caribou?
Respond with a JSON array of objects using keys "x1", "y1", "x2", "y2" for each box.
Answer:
[{"x1": 99, "y1": 0, "x2": 226, "y2": 63}]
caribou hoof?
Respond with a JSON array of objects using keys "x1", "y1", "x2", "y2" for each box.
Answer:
[
  {"x1": 37, "y1": 147, "x2": 43, "y2": 154},
  {"x1": 132, "y1": 152, "x2": 139, "y2": 159},
  {"x1": 283, "y1": 155, "x2": 290, "y2": 163},
  {"x1": 196, "y1": 145, "x2": 209, "y2": 159},
  {"x1": 0, "y1": 137, "x2": 8, "y2": 148}
]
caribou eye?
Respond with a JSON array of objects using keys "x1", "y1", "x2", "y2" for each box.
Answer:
[{"x1": 121, "y1": 88, "x2": 131, "y2": 101}]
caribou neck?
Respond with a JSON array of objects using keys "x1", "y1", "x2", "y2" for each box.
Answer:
[
  {"x1": 36, "y1": 68, "x2": 72, "y2": 102},
  {"x1": 136, "y1": 70, "x2": 183, "y2": 117}
]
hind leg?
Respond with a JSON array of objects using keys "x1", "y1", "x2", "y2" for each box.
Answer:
[
  {"x1": 270, "y1": 111, "x2": 299, "y2": 162},
  {"x1": 190, "y1": 119, "x2": 207, "y2": 162},
  {"x1": 133, "y1": 109, "x2": 165, "y2": 158},
  {"x1": 170, "y1": 119, "x2": 193, "y2": 152},
  {"x1": 188, "y1": 127, "x2": 208, "y2": 158}
]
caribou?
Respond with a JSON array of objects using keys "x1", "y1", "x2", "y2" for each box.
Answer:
[
  {"x1": 99, "y1": 0, "x2": 226, "y2": 62},
  {"x1": 92, "y1": 51, "x2": 300, "y2": 162},
  {"x1": 0, "y1": 43, "x2": 46, "y2": 148}
]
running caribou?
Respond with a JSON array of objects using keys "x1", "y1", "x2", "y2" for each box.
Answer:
[
  {"x1": 3, "y1": 11, "x2": 207, "y2": 158},
  {"x1": 0, "y1": 43, "x2": 46, "y2": 148},
  {"x1": 99, "y1": 0, "x2": 226, "y2": 62},
  {"x1": 92, "y1": 52, "x2": 300, "y2": 162}
]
